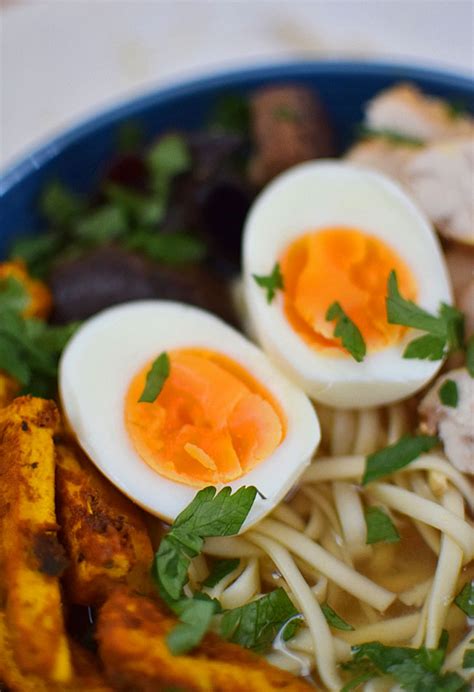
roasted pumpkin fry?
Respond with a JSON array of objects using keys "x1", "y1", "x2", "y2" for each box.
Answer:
[
  {"x1": 0, "y1": 611, "x2": 112, "y2": 692},
  {"x1": 56, "y1": 443, "x2": 154, "y2": 605},
  {"x1": 0, "y1": 260, "x2": 52, "y2": 319},
  {"x1": 97, "y1": 589, "x2": 313, "y2": 691},
  {"x1": 68, "y1": 641, "x2": 114, "y2": 692},
  {"x1": 0, "y1": 610, "x2": 49, "y2": 692},
  {"x1": 0, "y1": 396, "x2": 72, "y2": 683}
]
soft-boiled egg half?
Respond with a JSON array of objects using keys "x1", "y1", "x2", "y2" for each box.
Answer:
[
  {"x1": 59, "y1": 301, "x2": 319, "y2": 527},
  {"x1": 243, "y1": 161, "x2": 452, "y2": 408}
]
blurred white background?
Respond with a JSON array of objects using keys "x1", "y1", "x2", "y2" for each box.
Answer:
[{"x1": 1, "y1": 0, "x2": 473, "y2": 168}]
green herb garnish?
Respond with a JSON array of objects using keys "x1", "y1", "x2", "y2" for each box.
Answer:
[
  {"x1": 75, "y1": 205, "x2": 128, "y2": 245},
  {"x1": 321, "y1": 603, "x2": 354, "y2": 631},
  {"x1": 357, "y1": 124, "x2": 424, "y2": 147},
  {"x1": 0, "y1": 329, "x2": 30, "y2": 384},
  {"x1": 281, "y1": 614, "x2": 303, "y2": 641},
  {"x1": 152, "y1": 486, "x2": 258, "y2": 654},
  {"x1": 40, "y1": 180, "x2": 84, "y2": 228},
  {"x1": 403, "y1": 334, "x2": 447, "y2": 360},
  {"x1": 202, "y1": 558, "x2": 240, "y2": 589},
  {"x1": 13, "y1": 135, "x2": 199, "y2": 278},
  {"x1": 139, "y1": 352, "x2": 170, "y2": 403},
  {"x1": 439, "y1": 379, "x2": 459, "y2": 408},
  {"x1": 117, "y1": 120, "x2": 143, "y2": 152},
  {"x1": 326, "y1": 301, "x2": 366, "y2": 362},
  {"x1": 0, "y1": 276, "x2": 29, "y2": 313},
  {"x1": 0, "y1": 278, "x2": 79, "y2": 397},
  {"x1": 273, "y1": 105, "x2": 299, "y2": 122},
  {"x1": 125, "y1": 230, "x2": 206, "y2": 265},
  {"x1": 362, "y1": 434, "x2": 439, "y2": 485},
  {"x1": 343, "y1": 632, "x2": 468, "y2": 692},
  {"x1": 166, "y1": 596, "x2": 219, "y2": 655},
  {"x1": 446, "y1": 99, "x2": 468, "y2": 119},
  {"x1": 148, "y1": 134, "x2": 191, "y2": 192},
  {"x1": 466, "y1": 335, "x2": 474, "y2": 377},
  {"x1": 386, "y1": 271, "x2": 464, "y2": 360},
  {"x1": 209, "y1": 93, "x2": 250, "y2": 136},
  {"x1": 220, "y1": 587, "x2": 299, "y2": 652},
  {"x1": 104, "y1": 183, "x2": 165, "y2": 227},
  {"x1": 253, "y1": 263, "x2": 284, "y2": 304},
  {"x1": 365, "y1": 506, "x2": 400, "y2": 544},
  {"x1": 454, "y1": 581, "x2": 474, "y2": 617},
  {"x1": 9, "y1": 234, "x2": 63, "y2": 279},
  {"x1": 155, "y1": 486, "x2": 258, "y2": 600},
  {"x1": 463, "y1": 649, "x2": 474, "y2": 669}
]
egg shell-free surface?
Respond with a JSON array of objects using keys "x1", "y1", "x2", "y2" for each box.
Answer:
[
  {"x1": 243, "y1": 161, "x2": 453, "y2": 408},
  {"x1": 59, "y1": 301, "x2": 320, "y2": 528}
]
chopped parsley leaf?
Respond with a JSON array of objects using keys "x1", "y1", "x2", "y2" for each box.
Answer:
[
  {"x1": 454, "y1": 581, "x2": 474, "y2": 617},
  {"x1": 362, "y1": 434, "x2": 439, "y2": 485},
  {"x1": 386, "y1": 271, "x2": 465, "y2": 360},
  {"x1": 220, "y1": 588, "x2": 299, "y2": 652},
  {"x1": 253, "y1": 262, "x2": 284, "y2": 304},
  {"x1": 365, "y1": 506, "x2": 400, "y2": 544},
  {"x1": 326, "y1": 301, "x2": 366, "y2": 362},
  {"x1": 438, "y1": 379, "x2": 459, "y2": 408},
  {"x1": 321, "y1": 603, "x2": 354, "y2": 631},
  {"x1": 139, "y1": 352, "x2": 170, "y2": 403},
  {"x1": 202, "y1": 558, "x2": 240, "y2": 589}
]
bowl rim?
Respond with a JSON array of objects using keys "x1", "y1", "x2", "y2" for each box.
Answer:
[{"x1": 1, "y1": 58, "x2": 473, "y2": 195}]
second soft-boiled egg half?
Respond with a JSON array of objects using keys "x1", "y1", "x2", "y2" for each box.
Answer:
[
  {"x1": 59, "y1": 301, "x2": 320, "y2": 527},
  {"x1": 243, "y1": 161, "x2": 452, "y2": 408}
]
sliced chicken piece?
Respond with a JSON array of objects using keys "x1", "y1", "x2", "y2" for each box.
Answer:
[
  {"x1": 365, "y1": 83, "x2": 474, "y2": 142},
  {"x1": 405, "y1": 137, "x2": 474, "y2": 245},
  {"x1": 346, "y1": 136, "x2": 474, "y2": 246},
  {"x1": 419, "y1": 368, "x2": 474, "y2": 475},
  {"x1": 346, "y1": 138, "x2": 416, "y2": 181}
]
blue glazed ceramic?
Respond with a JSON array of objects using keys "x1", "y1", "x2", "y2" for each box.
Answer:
[{"x1": 1, "y1": 61, "x2": 473, "y2": 258}]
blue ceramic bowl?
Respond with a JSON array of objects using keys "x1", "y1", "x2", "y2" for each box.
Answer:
[{"x1": 1, "y1": 60, "x2": 473, "y2": 258}]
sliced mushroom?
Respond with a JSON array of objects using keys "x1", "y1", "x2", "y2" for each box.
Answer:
[
  {"x1": 445, "y1": 244, "x2": 474, "y2": 298},
  {"x1": 50, "y1": 246, "x2": 237, "y2": 325},
  {"x1": 365, "y1": 83, "x2": 474, "y2": 142},
  {"x1": 248, "y1": 85, "x2": 335, "y2": 187},
  {"x1": 419, "y1": 368, "x2": 474, "y2": 475},
  {"x1": 459, "y1": 279, "x2": 474, "y2": 337}
]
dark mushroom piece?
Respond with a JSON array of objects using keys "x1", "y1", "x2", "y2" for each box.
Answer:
[
  {"x1": 249, "y1": 85, "x2": 336, "y2": 187},
  {"x1": 49, "y1": 246, "x2": 237, "y2": 326}
]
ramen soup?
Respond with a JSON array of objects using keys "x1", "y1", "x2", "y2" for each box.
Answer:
[{"x1": 0, "y1": 81, "x2": 473, "y2": 692}]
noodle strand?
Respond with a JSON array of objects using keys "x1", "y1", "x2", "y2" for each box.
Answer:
[
  {"x1": 368, "y1": 483, "x2": 474, "y2": 560},
  {"x1": 249, "y1": 531, "x2": 341, "y2": 690},
  {"x1": 424, "y1": 488, "x2": 464, "y2": 648},
  {"x1": 255, "y1": 518, "x2": 396, "y2": 611}
]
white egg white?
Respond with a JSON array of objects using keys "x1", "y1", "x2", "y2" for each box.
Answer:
[
  {"x1": 59, "y1": 301, "x2": 320, "y2": 528},
  {"x1": 243, "y1": 160, "x2": 453, "y2": 408}
]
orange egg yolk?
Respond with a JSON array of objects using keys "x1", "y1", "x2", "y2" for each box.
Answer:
[
  {"x1": 125, "y1": 348, "x2": 285, "y2": 487},
  {"x1": 280, "y1": 227, "x2": 417, "y2": 354}
]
